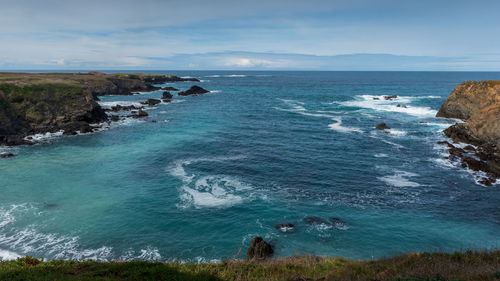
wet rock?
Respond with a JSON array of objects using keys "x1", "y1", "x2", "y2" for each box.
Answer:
[
  {"x1": 478, "y1": 177, "x2": 496, "y2": 186},
  {"x1": 461, "y1": 156, "x2": 485, "y2": 171},
  {"x1": 178, "y1": 85, "x2": 210, "y2": 96},
  {"x1": 275, "y1": 223, "x2": 295, "y2": 232},
  {"x1": 141, "y1": 99, "x2": 161, "y2": 106},
  {"x1": 449, "y1": 146, "x2": 466, "y2": 158},
  {"x1": 247, "y1": 237, "x2": 273, "y2": 260},
  {"x1": 373, "y1": 97, "x2": 380, "y2": 100},
  {"x1": 376, "y1": 123, "x2": 390, "y2": 130},
  {"x1": 0, "y1": 153, "x2": 15, "y2": 159},
  {"x1": 384, "y1": 95, "x2": 398, "y2": 100},
  {"x1": 162, "y1": 86, "x2": 179, "y2": 91},
  {"x1": 162, "y1": 91, "x2": 173, "y2": 99},
  {"x1": 396, "y1": 104, "x2": 407, "y2": 108},
  {"x1": 437, "y1": 141, "x2": 455, "y2": 148},
  {"x1": 110, "y1": 115, "x2": 120, "y2": 122}
]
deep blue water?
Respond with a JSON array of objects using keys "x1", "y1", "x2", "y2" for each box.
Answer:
[{"x1": 1, "y1": 71, "x2": 499, "y2": 262}]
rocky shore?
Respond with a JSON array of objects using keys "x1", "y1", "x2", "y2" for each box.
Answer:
[
  {"x1": 0, "y1": 72, "x2": 204, "y2": 146},
  {"x1": 437, "y1": 81, "x2": 500, "y2": 185}
]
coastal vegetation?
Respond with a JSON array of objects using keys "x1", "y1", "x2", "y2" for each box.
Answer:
[{"x1": 0, "y1": 250, "x2": 499, "y2": 281}]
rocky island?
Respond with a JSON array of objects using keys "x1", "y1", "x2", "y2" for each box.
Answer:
[
  {"x1": 437, "y1": 81, "x2": 500, "y2": 185},
  {"x1": 0, "y1": 72, "x2": 202, "y2": 146}
]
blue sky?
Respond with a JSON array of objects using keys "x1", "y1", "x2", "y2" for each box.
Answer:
[{"x1": 1, "y1": 0, "x2": 499, "y2": 70}]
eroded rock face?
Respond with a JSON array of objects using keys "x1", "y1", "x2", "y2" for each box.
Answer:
[
  {"x1": 437, "y1": 81, "x2": 500, "y2": 182},
  {"x1": 0, "y1": 86, "x2": 108, "y2": 145},
  {"x1": 246, "y1": 237, "x2": 273, "y2": 260},
  {"x1": 437, "y1": 81, "x2": 500, "y2": 120},
  {"x1": 178, "y1": 86, "x2": 210, "y2": 96}
]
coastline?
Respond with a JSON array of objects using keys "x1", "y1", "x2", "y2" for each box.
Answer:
[{"x1": 0, "y1": 72, "x2": 203, "y2": 147}]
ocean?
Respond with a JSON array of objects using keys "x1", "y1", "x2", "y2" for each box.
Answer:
[{"x1": 1, "y1": 71, "x2": 499, "y2": 262}]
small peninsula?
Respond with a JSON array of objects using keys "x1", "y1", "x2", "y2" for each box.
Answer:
[
  {"x1": 0, "y1": 72, "x2": 200, "y2": 146},
  {"x1": 437, "y1": 81, "x2": 500, "y2": 185}
]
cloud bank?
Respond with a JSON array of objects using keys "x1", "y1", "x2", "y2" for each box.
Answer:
[{"x1": 0, "y1": 0, "x2": 499, "y2": 70}]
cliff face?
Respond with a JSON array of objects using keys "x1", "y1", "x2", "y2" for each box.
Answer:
[
  {"x1": 437, "y1": 81, "x2": 500, "y2": 183},
  {"x1": 0, "y1": 72, "x2": 198, "y2": 146},
  {"x1": 0, "y1": 83, "x2": 107, "y2": 145},
  {"x1": 436, "y1": 81, "x2": 500, "y2": 120}
]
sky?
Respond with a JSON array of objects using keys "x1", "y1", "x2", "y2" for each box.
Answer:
[{"x1": 0, "y1": 0, "x2": 499, "y2": 70}]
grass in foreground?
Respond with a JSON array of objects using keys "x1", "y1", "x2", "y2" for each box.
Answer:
[{"x1": 0, "y1": 250, "x2": 499, "y2": 281}]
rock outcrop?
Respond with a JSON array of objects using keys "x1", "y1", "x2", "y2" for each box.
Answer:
[
  {"x1": 246, "y1": 237, "x2": 273, "y2": 260},
  {"x1": 0, "y1": 72, "x2": 200, "y2": 146},
  {"x1": 0, "y1": 83, "x2": 107, "y2": 145},
  {"x1": 178, "y1": 86, "x2": 210, "y2": 96},
  {"x1": 437, "y1": 81, "x2": 500, "y2": 184}
]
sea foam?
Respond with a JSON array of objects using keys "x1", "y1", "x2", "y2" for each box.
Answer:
[
  {"x1": 379, "y1": 171, "x2": 421, "y2": 187},
  {"x1": 169, "y1": 156, "x2": 256, "y2": 209},
  {"x1": 338, "y1": 95, "x2": 437, "y2": 118}
]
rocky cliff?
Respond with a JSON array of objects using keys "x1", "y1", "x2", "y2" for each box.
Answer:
[
  {"x1": 437, "y1": 81, "x2": 500, "y2": 184},
  {"x1": 0, "y1": 72, "x2": 198, "y2": 146}
]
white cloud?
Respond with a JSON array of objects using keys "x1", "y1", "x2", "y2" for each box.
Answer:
[{"x1": 222, "y1": 57, "x2": 290, "y2": 68}]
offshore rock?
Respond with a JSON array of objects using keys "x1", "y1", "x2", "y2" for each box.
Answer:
[
  {"x1": 384, "y1": 95, "x2": 398, "y2": 100},
  {"x1": 162, "y1": 91, "x2": 173, "y2": 99},
  {"x1": 376, "y1": 123, "x2": 390, "y2": 130},
  {"x1": 247, "y1": 237, "x2": 273, "y2": 260},
  {"x1": 178, "y1": 85, "x2": 210, "y2": 96}
]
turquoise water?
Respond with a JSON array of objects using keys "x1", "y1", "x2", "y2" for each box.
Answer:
[{"x1": 1, "y1": 71, "x2": 499, "y2": 262}]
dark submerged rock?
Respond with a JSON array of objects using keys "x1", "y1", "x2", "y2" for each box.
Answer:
[
  {"x1": 384, "y1": 95, "x2": 398, "y2": 100},
  {"x1": 0, "y1": 153, "x2": 15, "y2": 159},
  {"x1": 304, "y1": 216, "x2": 328, "y2": 225},
  {"x1": 376, "y1": 123, "x2": 390, "y2": 130},
  {"x1": 178, "y1": 86, "x2": 210, "y2": 96},
  {"x1": 329, "y1": 217, "x2": 346, "y2": 226},
  {"x1": 246, "y1": 237, "x2": 273, "y2": 260}
]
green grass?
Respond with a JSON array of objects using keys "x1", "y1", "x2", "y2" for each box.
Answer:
[
  {"x1": 0, "y1": 83, "x2": 85, "y2": 100},
  {"x1": 1, "y1": 250, "x2": 499, "y2": 281}
]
